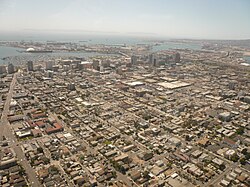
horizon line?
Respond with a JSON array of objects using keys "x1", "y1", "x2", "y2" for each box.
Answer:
[{"x1": 0, "y1": 29, "x2": 249, "y2": 41}]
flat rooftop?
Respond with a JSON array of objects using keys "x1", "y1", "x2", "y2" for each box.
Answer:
[
  {"x1": 157, "y1": 81, "x2": 191, "y2": 89},
  {"x1": 126, "y1": 81, "x2": 144, "y2": 86}
]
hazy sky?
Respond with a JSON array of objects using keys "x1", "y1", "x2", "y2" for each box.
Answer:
[{"x1": 0, "y1": 0, "x2": 250, "y2": 39}]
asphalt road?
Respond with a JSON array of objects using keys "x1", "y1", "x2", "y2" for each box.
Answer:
[{"x1": 0, "y1": 73, "x2": 41, "y2": 187}]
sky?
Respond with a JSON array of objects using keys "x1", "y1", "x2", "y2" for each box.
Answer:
[{"x1": 0, "y1": 0, "x2": 250, "y2": 39}]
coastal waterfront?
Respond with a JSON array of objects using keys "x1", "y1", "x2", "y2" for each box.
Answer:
[
  {"x1": 0, "y1": 46, "x2": 22, "y2": 64},
  {"x1": 152, "y1": 42, "x2": 201, "y2": 51},
  {"x1": 0, "y1": 45, "x2": 116, "y2": 65},
  {"x1": 1, "y1": 41, "x2": 250, "y2": 65},
  {"x1": 0, "y1": 38, "x2": 203, "y2": 65},
  {"x1": 244, "y1": 56, "x2": 250, "y2": 64}
]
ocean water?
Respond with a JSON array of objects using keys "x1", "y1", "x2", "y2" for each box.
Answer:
[
  {"x1": 0, "y1": 46, "x2": 21, "y2": 65},
  {"x1": 244, "y1": 56, "x2": 250, "y2": 64},
  {"x1": 0, "y1": 32, "x2": 147, "y2": 45}
]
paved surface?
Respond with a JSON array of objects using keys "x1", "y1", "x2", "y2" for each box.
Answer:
[
  {"x1": 0, "y1": 73, "x2": 41, "y2": 187},
  {"x1": 205, "y1": 162, "x2": 238, "y2": 187}
]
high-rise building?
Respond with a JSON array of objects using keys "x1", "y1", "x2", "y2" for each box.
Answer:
[
  {"x1": 174, "y1": 52, "x2": 181, "y2": 63},
  {"x1": 47, "y1": 70, "x2": 53, "y2": 78},
  {"x1": 52, "y1": 65, "x2": 60, "y2": 72},
  {"x1": 67, "y1": 83, "x2": 75, "y2": 91},
  {"x1": 8, "y1": 63, "x2": 15, "y2": 74},
  {"x1": 165, "y1": 55, "x2": 171, "y2": 63},
  {"x1": 131, "y1": 55, "x2": 137, "y2": 65},
  {"x1": 45, "y1": 61, "x2": 54, "y2": 70},
  {"x1": 27, "y1": 61, "x2": 34, "y2": 71},
  {"x1": 92, "y1": 60, "x2": 100, "y2": 70},
  {"x1": 149, "y1": 53, "x2": 158, "y2": 66},
  {"x1": 149, "y1": 53, "x2": 155, "y2": 64},
  {"x1": 0, "y1": 65, "x2": 7, "y2": 74}
]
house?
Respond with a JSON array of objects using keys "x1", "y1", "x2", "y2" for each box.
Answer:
[
  {"x1": 223, "y1": 137, "x2": 238, "y2": 148},
  {"x1": 31, "y1": 129, "x2": 42, "y2": 137},
  {"x1": 197, "y1": 137, "x2": 210, "y2": 147},
  {"x1": 168, "y1": 137, "x2": 181, "y2": 147},
  {"x1": 138, "y1": 151, "x2": 153, "y2": 161},
  {"x1": 37, "y1": 168, "x2": 49, "y2": 180},
  {"x1": 212, "y1": 158, "x2": 225, "y2": 170},
  {"x1": 8, "y1": 115, "x2": 24, "y2": 122},
  {"x1": 191, "y1": 150, "x2": 203, "y2": 158},
  {"x1": 130, "y1": 169, "x2": 141, "y2": 181},
  {"x1": 104, "y1": 150, "x2": 117, "y2": 158},
  {"x1": 114, "y1": 154, "x2": 129, "y2": 162},
  {"x1": 220, "y1": 179, "x2": 230, "y2": 187},
  {"x1": 123, "y1": 144, "x2": 135, "y2": 152}
]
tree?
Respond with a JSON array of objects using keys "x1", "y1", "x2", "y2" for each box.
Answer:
[
  {"x1": 49, "y1": 165, "x2": 59, "y2": 174},
  {"x1": 231, "y1": 154, "x2": 239, "y2": 162},
  {"x1": 42, "y1": 157, "x2": 50, "y2": 164},
  {"x1": 241, "y1": 148, "x2": 247, "y2": 155},
  {"x1": 142, "y1": 113, "x2": 151, "y2": 120},
  {"x1": 167, "y1": 162, "x2": 173, "y2": 168},
  {"x1": 236, "y1": 127, "x2": 244, "y2": 135},
  {"x1": 79, "y1": 155, "x2": 85, "y2": 160},
  {"x1": 66, "y1": 162, "x2": 71, "y2": 168},
  {"x1": 37, "y1": 147, "x2": 44, "y2": 154},
  {"x1": 240, "y1": 158, "x2": 246, "y2": 165},
  {"x1": 185, "y1": 135, "x2": 192, "y2": 141},
  {"x1": 142, "y1": 170, "x2": 150, "y2": 179},
  {"x1": 19, "y1": 166, "x2": 26, "y2": 175},
  {"x1": 245, "y1": 152, "x2": 250, "y2": 160}
]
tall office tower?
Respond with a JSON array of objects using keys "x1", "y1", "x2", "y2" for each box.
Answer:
[
  {"x1": 8, "y1": 63, "x2": 15, "y2": 74},
  {"x1": 92, "y1": 60, "x2": 100, "y2": 70},
  {"x1": 165, "y1": 55, "x2": 171, "y2": 63},
  {"x1": 46, "y1": 61, "x2": 54, "y2": 70},
  {"x1": 175, "y1": 52, "x2": 181, "y2": 63},
  {"x1": 149, "y1": 53, "x2": 158, "y2": 66},
  {"x1": 131, "y1": 55, "x2": 137, "y2": 65},
  {"x1": 149, "y1": 53, "x2": 155, "y2": 64},
  {"x1": 0, "y1": 65, "x2": 7, "y2": 74},
  {"x1": 27, "y1": 61, "x2": 34, "y2": 71}
]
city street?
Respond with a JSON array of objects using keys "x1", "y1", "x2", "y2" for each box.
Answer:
[{"x1": 0, "y1": 73, "x2": 41, "y2": 187}]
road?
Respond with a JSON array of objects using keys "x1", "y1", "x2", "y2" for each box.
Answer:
[
  {"x1": 0, "y1": 73, "x2": 41, "y2": 187},
  {"x1": 205, "y1": 162, "x2": 237, "y2": 187}
]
